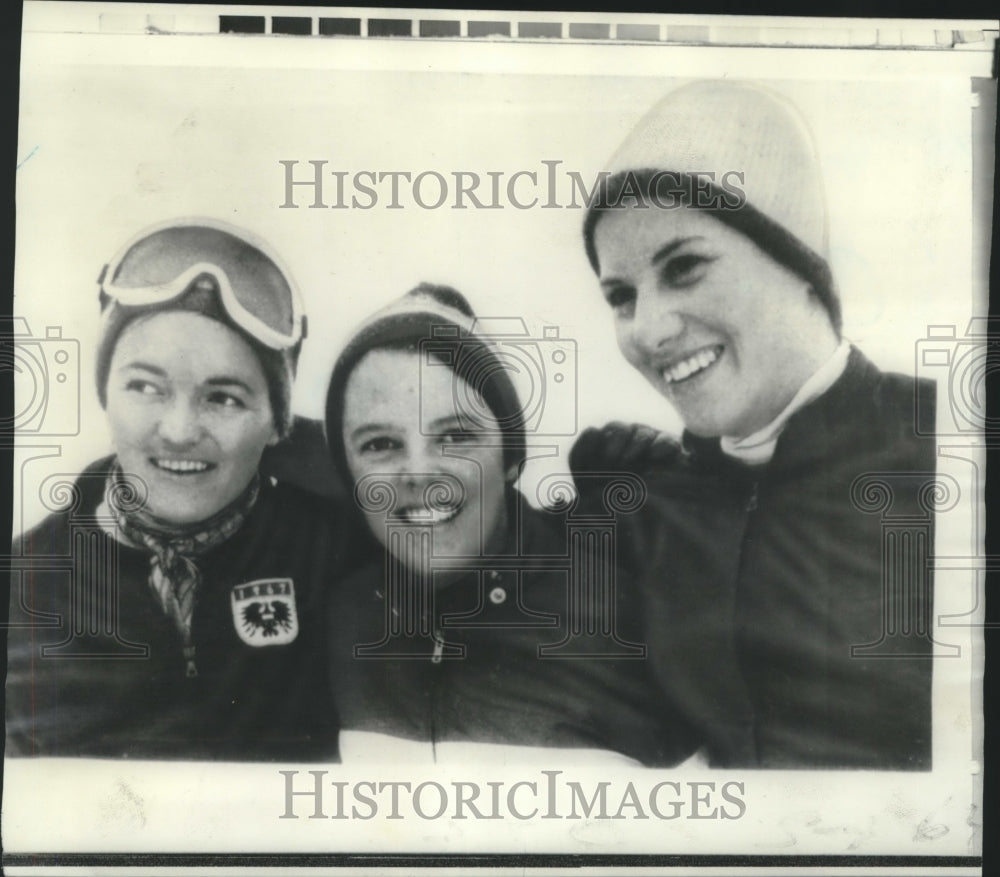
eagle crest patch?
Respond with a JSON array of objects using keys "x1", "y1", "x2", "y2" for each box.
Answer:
[{"x1": 231, "y1": 579, "x2": 299, "y2": 646}]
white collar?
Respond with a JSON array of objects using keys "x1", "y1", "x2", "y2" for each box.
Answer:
[{"x1": 719, "y1": 341, "x2": 851, "y2": 466}]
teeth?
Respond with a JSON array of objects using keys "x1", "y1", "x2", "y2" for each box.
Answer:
[
  {"x1": 429, "y1": 506, "x2": 460, "y2": 524},
  {"x1": 661, "y1": 347, "x2": 721, "y2": 384},
  {"x1": 398, "y1": 505, "x2": 461, "y2": 525},
  {"x1": 154, "y1": 458, "x2": 211, "y2": 474}
]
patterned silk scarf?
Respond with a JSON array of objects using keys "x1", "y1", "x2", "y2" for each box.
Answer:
[{"x1": 105, "y1": 462, "x2": 260, "y2": 677}]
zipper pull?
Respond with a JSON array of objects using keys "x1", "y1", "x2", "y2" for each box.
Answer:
[
  {"x1": 746, "y1": 482, "x2": 759, "y2": 513},
  {"x1": 183, "y1": 644, "x2": 199, "y2": 678},
  {"x1": 431, "y1": 630, "x2": 444, "y2": 664}
]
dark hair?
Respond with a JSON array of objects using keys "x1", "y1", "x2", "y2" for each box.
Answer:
[
  {"x1": 324, "y1": 284, "x2": 528, "y2": 493},
  {"x1": 583, "y1": 169, "x2": 842, "y2": 336}
]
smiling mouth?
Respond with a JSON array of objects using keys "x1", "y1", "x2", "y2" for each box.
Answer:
[
  {"x1": 150, "y1": 458, "x2": 216, "y2": 475},
  {"x1": 394, "y1": 503, "x2": 463, "y2": 525},
  {"x1": 660, "y1": 345, "x2": 723, "y2": 385}
]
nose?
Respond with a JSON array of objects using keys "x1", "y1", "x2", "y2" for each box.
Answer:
[
  {"x1": 156, "y1": 396, "x2": 203, "y2": 447},
  {"x1": 398, "y1": 442, "x2": 442, "y2": 485},
  {"x1": 628, "y1": 286, "x2": 685, "y2": 355}
]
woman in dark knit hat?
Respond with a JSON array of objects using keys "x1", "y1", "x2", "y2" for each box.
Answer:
[
  {"x1": 324, "y1": 283, "x2": 695, "y2": 765},
  {"x1": 572, "y1": 80, "x2": 936, "y2": 769},
  {"x1": 6, "y1": 218, "x2": 357, "y2": 760}
]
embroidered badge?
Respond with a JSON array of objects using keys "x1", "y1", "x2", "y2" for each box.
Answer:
[{"x1": 231, "y1": 579, "x2": 299, "y2": 646}]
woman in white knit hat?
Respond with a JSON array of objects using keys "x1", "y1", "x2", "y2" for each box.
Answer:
[{"x1": 572, "y1": 80, "x2": 937, "y2": 769}]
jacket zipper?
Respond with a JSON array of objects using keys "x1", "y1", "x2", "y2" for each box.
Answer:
[
  {"x1": 430, "y1": 627, "x2": 443, "y2": 761},
  {"x1": 183, "y1": 644, "x2": 198, "y2": 678}
]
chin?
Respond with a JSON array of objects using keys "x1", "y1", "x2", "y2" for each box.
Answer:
[
  {"x1": 431, "y1": 529, "x2": 481, "y2": 560},
  {"x1": 677, "y1": 416, "x2": 732, "y2": 440},
  {"x1": 146, "y1": 488, "x2": 228, "y2": 525},
  {"x1": 670, "y1": 395, "x2": 744, "y2": 436}
]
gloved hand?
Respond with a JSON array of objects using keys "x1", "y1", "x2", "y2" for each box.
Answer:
[{"x1": 569, "y1": 421, "x2": 682, "y2": 476}]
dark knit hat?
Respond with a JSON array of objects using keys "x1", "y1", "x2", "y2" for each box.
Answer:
[
  {"x1": 324, "y1": 283, "x2": 527, "y2": 488},
  {"x1": 582, "y1": 80, "x2": 842, "y2": 334},
  {"x1": 95, "y1": 220, "x2": 304, "y2": 437}
]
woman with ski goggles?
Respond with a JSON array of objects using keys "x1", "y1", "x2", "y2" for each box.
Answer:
[{"x1": 6, "y1": 219, "x2": 360, "y2": 760}]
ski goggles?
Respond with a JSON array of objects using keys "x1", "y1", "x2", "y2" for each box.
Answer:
[{"x1": 98, "y1": 218, "x2": 306, "y2": 351}]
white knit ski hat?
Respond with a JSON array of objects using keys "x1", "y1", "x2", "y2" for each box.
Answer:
[{"x1": 583, "y1": 80, "x2": 840, "y2": 332}]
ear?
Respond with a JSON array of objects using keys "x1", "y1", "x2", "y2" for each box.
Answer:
[
  {"x1": 266, "y1": 426, "x2": 281, "y2": 448},
  {"x1": 505, "y1": 463, "x2": 520, "y2": 484}
]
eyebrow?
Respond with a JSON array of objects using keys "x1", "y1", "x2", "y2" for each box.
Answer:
[
  {"x1": 119, "y1": 361, "x2": 166, "y2": 377},
  {"x1": 599, "y1": 237, "x2": 702, "y2": 289},
  {"x1": 428, "y1": 415, "x2": 469, "y2": 431},
  {"x1": 350, "y1": 423, "x2": 396, "y2": 442},
  {"x1": 650, "y1": 237, "x2": 701, "y2": 266},
  {"x1": 120, "y1": 363, "x2": 256, "y2": 395},
  {"x1": 205, "y1": 376, "x2": 257, "y2": 395}
]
